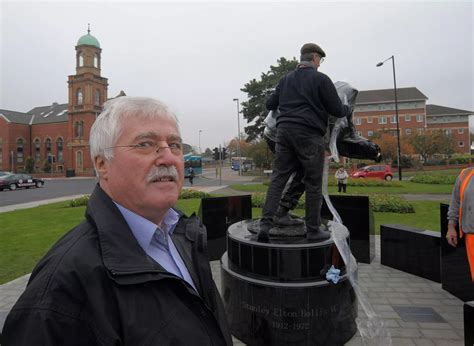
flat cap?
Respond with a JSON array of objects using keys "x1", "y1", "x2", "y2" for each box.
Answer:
[{"x1": 300, "y1": 43, "x2": 326, "y2": 58}]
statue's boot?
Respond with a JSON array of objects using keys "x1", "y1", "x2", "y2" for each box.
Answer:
[
  {"x1": 306, "y1": 225, "x2": 331, "y2": 241},
  {"x1": 257, "y1": 220, "x2": 271, "y2": 242},
  {"x1": 336, "y1": 112, "x2": 382, "y2": 162},
  {"x1": 273, "y1": 206, "x2": 304, "y2": 226}
]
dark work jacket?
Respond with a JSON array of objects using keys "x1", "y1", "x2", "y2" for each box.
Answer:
[
  {"x1": 266, "y1": 64, "x2": 350, "y2": 136},
  {"x1": 3, "y1": 185, "x2": 232, "y2": 346}
]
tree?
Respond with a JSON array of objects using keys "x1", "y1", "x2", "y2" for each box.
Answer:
[
  {"x1": 203, "y1": 148, "x2": 212, "y2": 157},
  {"x1": 433, "y1": 130, "x2": 455, "y2": 159},
  {"x1": 373, "y1": 132, "x2": 414, "y2": 163},
  {"x1": 245, "y1": 138, "x2": 274, "y2": 169},
  {"x1": 25, "y1": 156, "x2": 35, "y2": 173},
  {"x1": 227, "y1": 136, "x2": 251, "y2": 157},
  {"x1": 407, "y1": 130, "x2": 456, "y2": 164},
  {"x1": 240, "y1": 57, "x2": 299, "y2": 141},
  {"x1": 42, "y1": 159, "x2": 51, "y2": 173}
]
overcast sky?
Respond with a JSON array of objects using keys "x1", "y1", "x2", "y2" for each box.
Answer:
[{"x1": 1, "y1": 0, "x2": 473, "y2": 150}]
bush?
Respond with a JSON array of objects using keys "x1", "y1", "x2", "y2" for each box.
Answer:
[
  {"x1": 411, "y1": 174, "x2": 457, "y2": 185},
  {"x1": 369, "y1": 194, "x2": 414, "y2": 213},
  {"x1": 68, "y1": 195, "x2": 90, "y2": 207},
  {"x1": 25, "y1": 157, "x2": 35, "y2": 173},
  {"x1": 251, "y1": 192, "x2": 266, "y2": 208},
  {"x1": 42, "y1": 159, "x2": 51, "y2": 173},
  {"x1": 179, "y1": 189, "x2": 210, "y2": 199},
  {"x1": 252, "y1": 191, "x2": 413, "y2": 213}
]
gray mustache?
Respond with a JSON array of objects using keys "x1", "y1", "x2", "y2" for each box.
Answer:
[{"x1": 147, "y1": 165, "x2": 179, "y2": 183}]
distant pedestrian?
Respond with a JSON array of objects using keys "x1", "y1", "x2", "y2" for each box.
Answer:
[
  {"x1": 335, "y1": 167, "x2": 349, "y2": 193},
  {"x1": 188, "y1": 166, "x2": 195, "y2": 186},
  {"x1": 447, "y1": 167, "x2": 474, "y2": 282}
]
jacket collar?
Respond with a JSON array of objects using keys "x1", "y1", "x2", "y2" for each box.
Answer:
[
  {"x1": 85, "y1": 184, "x2": 192, "y2": 277},
  {"x1": 297, "y1": 60, "x2": 318, "y2": 70}
]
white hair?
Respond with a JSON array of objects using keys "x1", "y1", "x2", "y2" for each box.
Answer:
[{"x1": 90, "y1": 96, "x2": 180, "y2": 167}]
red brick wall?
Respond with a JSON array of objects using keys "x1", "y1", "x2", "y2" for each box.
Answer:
[{"x1": 0, "y1": 120, "x2": 30, "y2": 172}]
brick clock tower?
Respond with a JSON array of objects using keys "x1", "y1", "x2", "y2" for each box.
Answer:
[{"x1": 67, "y1": 26, "x2": 108, "y2": 175}]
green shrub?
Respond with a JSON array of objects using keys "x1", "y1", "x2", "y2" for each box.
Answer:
[
  {"x1": 252, "y1": 191, "x2": 413, "y2": 214},
  {"x1": 25, "y1": 157, "x2": 35, "y2": 173},
  {"x1": 42, "y1": 159, "x2": 51, "y2": 173},
  {"x1": 251, "y1": 192, "x2": 266, "y2": 208},
  {"x1": 68, "y1": 195, "x2": 90, "y2": 207},
  {"x1": 411, "y1": 174, "x2": 457, "y2": 185},
  {"x1": 369, "y1": 194, "x2": 414, "y2": 213},
  {"x1": 179, "y1": 189, "x2": 210, "y2": 199}
]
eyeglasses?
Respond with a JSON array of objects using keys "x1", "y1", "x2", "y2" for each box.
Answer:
[
  {"x1": 106, "y1": 141, "x2": 183, "y2": 156},
  {"x1": 316, "y1": 54, "x2": 324, "y2": 64}
]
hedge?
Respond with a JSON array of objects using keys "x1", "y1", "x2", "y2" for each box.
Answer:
[
  {"x1": 251, "y1": 192, "x2": 414, "y2": 214},
  {"x1": 411, "y1": 174, "x2": 457, "y2": 185}
]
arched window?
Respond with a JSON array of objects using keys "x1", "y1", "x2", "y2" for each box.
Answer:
[
  {"x1": 17, "y1": 138, "x2": 24, "y2": 163},
  {"x1": 74, "y1": 121, "x2": 84, "y2": 138},
  {"x1": 94, "y1": 54, "x2": 99, "y2": 68},
  {"x1": 57, "y1": 138, "x2": 64, "y2": 162},
  {"x1": 34, "y1": 138, "x2": 41, "y2": 161},
  {"x1": 76, "y1": 151, "x2": 83, "y2": 172},
  {"x1": 77, "y1": 89, "x2": 83, "y2": 105},
  {"x1": 79, "y1": 54, "x2": 84, "y2": 67},
  {"x1": 45, "y1": 138, "x2": 52, "y2": 156},
  {"x1": 95, "y1": 90, "x2": 100, "y2": 106}
]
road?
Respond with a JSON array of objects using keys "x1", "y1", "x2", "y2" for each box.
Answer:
[{"x1": 0, "y1": 167, "x2": 255, "y2": 207}]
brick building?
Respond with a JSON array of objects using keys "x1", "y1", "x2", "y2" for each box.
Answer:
[
  {"x1": 0, "y1": 28, "x2": 108, "y2": 176},
  {"x1": 353, "y1": 87, "x2": 472, "y2": 154}
]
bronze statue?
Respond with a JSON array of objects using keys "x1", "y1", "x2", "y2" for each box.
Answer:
[{"x1": 252, "y1": 81, "x2": 381, "y2": 240}]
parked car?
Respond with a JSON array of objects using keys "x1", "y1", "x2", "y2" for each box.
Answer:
[
  {"x1": 0, "y1": 174, "x2": 45, "y2": 191},
  {"x1": 351, "y1": 165, "x2": 393, "y2": 181},
  {"x1": 0, "y1": 171, "x2": 13, "y2": 177}
]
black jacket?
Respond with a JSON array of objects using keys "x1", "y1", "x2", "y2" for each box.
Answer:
[
  {"x1": 3, "y1": 185, "x2": 232, "y2": 346},
  {"x1": 266, "y1": 64, "x2": 350, "y2": 136}
]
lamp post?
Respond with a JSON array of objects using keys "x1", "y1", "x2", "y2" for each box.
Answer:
[
  {"x1": 198, "y1": 129, "x2": 202, "y2": 154},
  {"x1": 377, "y1": 55, "x2": 402, "y2": 181},
  {"x1": 232, "y1": 98, "x2": 242, "y2": 175}
]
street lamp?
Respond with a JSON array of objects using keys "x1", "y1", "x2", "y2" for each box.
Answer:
[
  {"x1": 376, "y1": 55, "x2": 402, "y2": 181},
  {"x1": 198, "y1": 129, "x2": 202, "y2": 154},
  {"x1": 232, "y1": 98, "x2": 242, "y2": 175}
]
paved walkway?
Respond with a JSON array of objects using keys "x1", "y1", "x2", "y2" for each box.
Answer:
[{"x1": 1, "y1": 236, "x2": 465, "y2": 345}]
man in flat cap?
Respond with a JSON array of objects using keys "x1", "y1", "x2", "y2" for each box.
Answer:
[{"x1": 258, "y1": 42, "x2": 352, "y2": 242}]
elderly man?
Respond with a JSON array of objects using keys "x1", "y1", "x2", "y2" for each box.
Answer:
[{"x1": 3, "y1": 97, "x2": 232, "y2": 345}]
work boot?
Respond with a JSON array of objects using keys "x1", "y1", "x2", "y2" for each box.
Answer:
[
  {"x1": 306, "y1": 225, "x2": 331, "y2": 242},
  {"x1": 257, "y1": 220, "x2": 271, "y2": 242},
  {"x1": 273, "y1": 207, "x2": 304, "y2": 226}
]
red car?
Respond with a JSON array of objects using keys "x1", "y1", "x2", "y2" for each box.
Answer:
[{"x1": 351, "y1": 165, "x2": 393, "y2": 181}]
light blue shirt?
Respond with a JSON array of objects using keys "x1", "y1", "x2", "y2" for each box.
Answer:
[{"x1": 114, "y1": 203, "x2": 197, "y2": 292}]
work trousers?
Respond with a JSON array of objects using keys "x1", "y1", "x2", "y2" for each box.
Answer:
[{"x1": 262, "y1": 128, "x2": 325, "y2": 232}]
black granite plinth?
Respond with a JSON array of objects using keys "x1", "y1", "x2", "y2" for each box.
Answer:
[
  {"x1": 198, "y1": 195, "x2": 252, "y2": 261},
  {"x1": 465, "y1": 301, "x2": 474, "y2": 346},
  {"x1": 440, "y1": 204, "x2": 474, "y2": 302},
  {"x1": 0, "y1": 310, "x2": 8, "y2": 344},
  {"x1": 221, "y1": 221, "x2": 357, "y2": 345},
  {"x1": 380, "y1": 224, "x2": 441, "y2": 282},
  {"x1": 322, "y1": 195, "x2": 375, "y2": 264}
]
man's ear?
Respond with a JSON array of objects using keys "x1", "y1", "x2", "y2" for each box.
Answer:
[{"x1": 95, "y1": 155, "x2": 109, "y2": 180}]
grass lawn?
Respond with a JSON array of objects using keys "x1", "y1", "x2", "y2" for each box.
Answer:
[
  {"x1": 230, "y1": 181, "x2": 453, "y2": 194},
  {"x1": 0, "y1": 201, "x2": 86, "y2": 284},
  {"x1": 0, "y1": 196, "x2": 446, "y2": 284}
]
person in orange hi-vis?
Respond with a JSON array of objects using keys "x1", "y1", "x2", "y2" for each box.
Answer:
[{"x1": 446, "y1": 167, "x2": 474, "y2": 281}]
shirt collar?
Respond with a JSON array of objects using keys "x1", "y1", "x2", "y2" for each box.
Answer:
[{"x1": 114, "y1": 202, "x2": 180, "y2": 250}]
